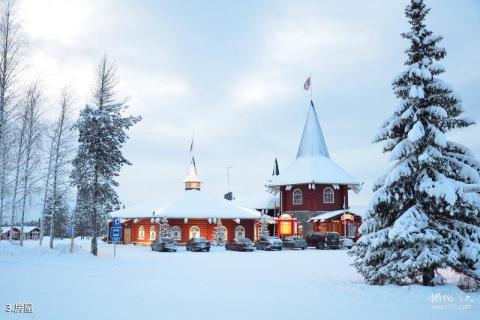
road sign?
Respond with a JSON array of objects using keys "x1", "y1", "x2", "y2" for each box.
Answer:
[
  {"x1": 112, "y1": 217, "x2": 121, "y2": 227},
  {"x1": 110, "y1": 227, "x2": 122, "y2": 242}
]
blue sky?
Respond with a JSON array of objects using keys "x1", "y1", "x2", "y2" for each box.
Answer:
[{"x1": 19, "y1": 0, "x2": 480, "y2": 214}]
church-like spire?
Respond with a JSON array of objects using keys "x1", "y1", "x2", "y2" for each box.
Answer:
[
  {"x1": 296, "y1": 100, "x2": 330, "y2": 159},
  {"x1": 272, "y1": 158, "x2": 280, "y2": 176},
  {"x1": 184, "y1": 157, "x2": 201, "y2": 190}
]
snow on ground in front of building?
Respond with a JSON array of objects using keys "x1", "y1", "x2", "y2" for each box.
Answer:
[{"x1": 1, "y1": 238, "x2": 479, "y2": 320}]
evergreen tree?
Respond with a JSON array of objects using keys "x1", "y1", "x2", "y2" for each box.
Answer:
[
  {"x1": 259, "y1": 214, "x2": 270, "y2": 239},
  {"x1": 159, "y1": 216, "x2": 171, "y2": 238},
  {"x1": 212, "y1": 219, "x2": 226, "y2": 245},
  {"x1": 351, "y1": 0, "x2": 480, "y2": 286},
  {"x1": 71, "y1": 56, "x2": 141, "y2": 256}
]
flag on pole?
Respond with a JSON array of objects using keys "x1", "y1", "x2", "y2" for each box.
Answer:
[{"x1": 304, "y1": 76, "x2": 311, "y2": 90}]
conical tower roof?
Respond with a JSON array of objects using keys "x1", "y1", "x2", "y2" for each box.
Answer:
[
  {"x1": 267, "y1": 100, "x2": 360, "y2": 190},
  {"x1": 296, "y1": 101, "x2": 330, "y2": 159}
]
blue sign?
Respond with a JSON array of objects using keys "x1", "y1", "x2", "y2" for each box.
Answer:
[
  {"x1": 112, "y1": 217, "x2": 121, "y2": 227},
  {"x1": 110, "y1": 227, "x2": 122, "y2": 242}
]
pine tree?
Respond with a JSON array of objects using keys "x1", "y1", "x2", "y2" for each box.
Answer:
[
  {"x1": 259, "y1": 214, "x2": 270, "y2": 239},
  {"x1": 212, "y1": 219, "x2": 226, "y2": 245},
  {"x1": 159, "y1": 216, "x2": 171, "y2": 238},
  {"x1": 71, "y1": 56, "x2": 141, "y2": 256},
  {"x1": 351, "y1": 0, "x2": 480, "y2": 286}
]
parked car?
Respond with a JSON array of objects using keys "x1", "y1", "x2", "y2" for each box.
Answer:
[
  {"x1": 225, "y1": 238, "x2": 255, "y2": 251},
  {"x1": 306, "y1": 232, "x2": 340, "y2": 249},
  {"x1": 339, "y1": 236, "x2": 354, "y2": 249},
  {"x1": 186, "y1": 237, "x2": 211, "y2": 252},
  {"x1": 151, "y1": 237, "x2": 177, "y2": 252},
  {"x1": 282, "y1": 236, "x2": 307, "y2": 250},
  {"x1": 256, "y1": 236, "x2": 283, "y2": 251}
]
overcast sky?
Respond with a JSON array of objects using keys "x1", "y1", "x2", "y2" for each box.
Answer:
[{"x1": 18, "y1": 0, "x2": 480, "y2": 214}]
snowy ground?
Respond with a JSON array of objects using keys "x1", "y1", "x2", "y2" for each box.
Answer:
[{"x1": 1, "y1": 238, "x2": 479, "y2": 320}]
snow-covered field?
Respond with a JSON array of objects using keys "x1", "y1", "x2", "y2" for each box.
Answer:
[{"x1": 1, "y1": 238, "x2": 478, "y2": 320}]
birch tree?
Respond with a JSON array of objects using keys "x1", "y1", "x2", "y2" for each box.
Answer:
[
  {"x1": 19, "y1": 83, "x2": 41, "y2": 246},
  {"x1": 0, "y1": 0, "x2": 23, "y2": 239},
  {"x1": 46, "y1": 91, "x2": 75, "y2": 249}
]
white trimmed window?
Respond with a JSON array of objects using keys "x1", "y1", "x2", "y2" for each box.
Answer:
[
  {"x1": 138, "y1": 226, "x2": 145, "y2": 240},
  {"x1": 323, "y1": 187, "x2": 334, "y2": 203},
  {"x1": 171, "y1": 226, "x2": 181, "y2": 241},
  {"x1": 235, "y1": 226, "x2": 245, "y2": 239},
  {"x1": 149, "y1": 226, "x2": 156, "y2": 240},
  {"x1": 293, "y1": 189, "x2": 303, "y2": 205},
  {"x1": 189, "y1": 226, "x2": 200, "y2": 239}
]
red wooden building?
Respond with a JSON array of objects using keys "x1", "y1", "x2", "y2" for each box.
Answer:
[
  {"x1": 110, "y1": 159, "x2": 261, "y2": 245},
  {"x1": 266, "y1": 100, "x2": 363, "y2": 238}
]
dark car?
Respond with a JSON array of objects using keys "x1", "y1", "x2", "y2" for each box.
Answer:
[
  {"x1": 255, "y1": 236, "x2": 283, "y2": 251},
  {"x1": 282, "y1": 236, "x2": 307, "y2": 250},
  {"x1": 306, "y1": 232, "x2": 340, "y2": 249},
  {"x1": 225, "y1": 238, "x2": 255, "y2": 251},
  {"x1": 186, "y1": 237, "x2": 211, "y2": 252},
  {"x1": 151, "y1": 237, "x2": 177, "y2": 252}
]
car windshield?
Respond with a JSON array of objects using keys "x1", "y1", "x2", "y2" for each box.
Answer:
[
  {"x1": 239, "y1": 239, "x2": 253, "y2": 245},
  {"x1": 161, "y1": 238, "x2": 174, "y2": 243},
  {"x1": 194, "y1": 237, "x2": 207, "y2": 242}
]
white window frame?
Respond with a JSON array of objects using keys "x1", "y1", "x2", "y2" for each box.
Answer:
[
  {"x1": 149, "y1": 226, "x2": 156, "y2": 240},
  {"x1": 171, "y1": 226, "x2": 182, "y2": 241},
  {"x1": 292, "y1": 189, "x2": 303, "y2": 205},
  {"x1": 138, "y1": 226, "x2": 145, "y2": 240},
  {"x1": 189, "y1": 226, "x2": 200, "y2": 239},
  {"x1": 235, "y1": 226, "x2": 245, "y2": 239},
  {"x1": 323, "y1": 187, "x2": 334, "y2": 203}
]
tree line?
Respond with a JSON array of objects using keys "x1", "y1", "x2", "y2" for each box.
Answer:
[{"x1": 0, "y1": 0, "x2": 140, "y2": 256}]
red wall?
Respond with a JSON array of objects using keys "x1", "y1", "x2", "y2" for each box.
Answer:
[
  {"x1": 121, "y1": 218, "x2": 256, "y2": 244},
  {"x1": 281, "y1": 184, "x2": 348, "y2": 212}
]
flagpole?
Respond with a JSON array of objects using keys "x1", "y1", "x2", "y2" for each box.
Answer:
[{"x1": 310, "y1": 74, "x2": 313, "y2": 101}]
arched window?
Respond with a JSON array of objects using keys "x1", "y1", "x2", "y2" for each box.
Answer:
[
  {"x1": 171, "y1": 226, "x2": 181, "y2": 241},
  {"x1": 149, "y1": 226, "x2": 156, "y2": 240},
  {"x1": 138, "y1": 226, "x2": 145, "y2": 240},
  {"x1": 323, "y1": 187, "x2": 334, "y2": 203},
  {"x1": 235, "y1": 226, "x2": 245, "y2": 239},
  {"x1": 292, "y1": 189, "x2": 303, "y2": 205},
  {"x1": 189, "y1": 226, "x2": 200, "y2": 239}
]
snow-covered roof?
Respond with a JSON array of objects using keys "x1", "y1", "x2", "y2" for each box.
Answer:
[
  {"x1": 1, "y1": 226, "x2": 38, "y2": 233},
  {"x1": 154, "y1": 190, "x2": 261, "y2": 220},
  {"x1": 110, "y1": 200, "x2": 159, "y2": 219},
  {"x1": 21, "y1": 226, "x2": 40, "y2": 233},
  {"x1": 235, "y1": 191, "x2": 279, "y2": 210},
  {"x1": 267, "y1": 102, "x2": 361, "y2": 189},
  {"x1": 110, "y1": 191, "x2": 262, "y2": 220},
  {"x1": 307, "y1": 206, "x2": 365, "y2": 222}
]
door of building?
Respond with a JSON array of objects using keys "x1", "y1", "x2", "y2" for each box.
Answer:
[{"x1": 124, "y1": 228, "x2": 132, "y2": 244}]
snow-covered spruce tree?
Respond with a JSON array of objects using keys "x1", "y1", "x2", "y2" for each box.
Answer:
[
  {"x1": 259, "y1": 214, "x2": 270, "y2": 239},
  {"x1": 71, "y1": 56, "x2": 141, "y2": 256},
  {"x1": 350, "y1": 0, "x2": 480, "y2": 286},
  {"x1": 159, "y1": 216, "x2": 171, "y2": 238},
  {"x1": 212, "y1": 219, "x2": 226, "y2": 245}
]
